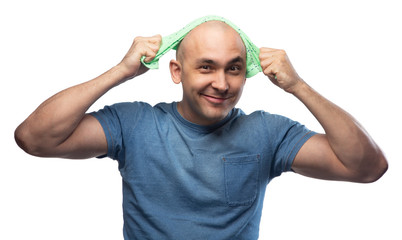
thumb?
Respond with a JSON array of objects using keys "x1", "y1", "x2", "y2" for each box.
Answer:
[
  {"x1": 143, "y1": 52, "x2": 157, "y2": 63},
  {"x1": 142, "y1": 44, "x2": 159, "y2": 64},
  {"x1": 143, "y1": 34, "x2": 162, "y2": 63}
]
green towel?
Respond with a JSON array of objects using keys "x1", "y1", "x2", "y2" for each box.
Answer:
[{"x1": 141, "y1": 15, "x2": 262, "y2": 78}]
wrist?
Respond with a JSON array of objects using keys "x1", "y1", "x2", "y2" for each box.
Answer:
[
  {"x1": 287, "y1": 78, "x2": 309, "y2": 96},
  {"x1": 111, "y1": 64, "x2": 138, "y2": 85},
  {"x1": 113, "y1": 64, "x2": 131, "y2": 79}
]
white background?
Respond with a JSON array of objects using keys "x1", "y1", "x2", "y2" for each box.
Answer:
[{"x1": 1, "y1": 0, "x2": 401, "y2": 239}]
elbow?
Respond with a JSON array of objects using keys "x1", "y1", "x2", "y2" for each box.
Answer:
[
  {"x1": 15, "y1": 124, "x2": 29, "y2": 153},
  {"x1": 15, "y1": 123, "x2": 63, "y2": 158},
  {"x1": 356, "y1": 153, "x2": 388, "y2": 183},
  {"x1": 14, "y1": 124, "x2": 43, "y2": 157}
]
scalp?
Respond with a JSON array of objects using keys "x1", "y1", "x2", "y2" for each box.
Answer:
[{"x1": 176, "y1": 21, "x2": 245, "y2": 64}]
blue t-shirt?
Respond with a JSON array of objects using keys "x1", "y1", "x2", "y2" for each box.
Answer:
[{"x1": 91, "y1": 102, "x2": 315, "y2": 240}]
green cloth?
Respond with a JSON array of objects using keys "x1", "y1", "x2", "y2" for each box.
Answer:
[{"x1": 141, "y1": 15, "x2": 262, "y2": 78}]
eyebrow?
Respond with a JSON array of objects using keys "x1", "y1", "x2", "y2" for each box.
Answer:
[
  {"x1": 228, "y1": 56, "x2": 245, "y2": 65},
  {"x1": 196, "y1": 56, "x2": 245, "y2": 66}
]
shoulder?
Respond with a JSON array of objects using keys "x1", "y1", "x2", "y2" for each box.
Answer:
[
  {"x1": 96, "y1": 101, "x2": 173, "y2": 116},
  {"x1": 107, "y1": 101, "x2": 153, "y2": 112},
  {"x1": 234, "y1": 108, "x2": 296, "y2": 126},
  {"x1": 91, "y1": 101, "x2": 167, "y2": 128},
  {"x1": 231, "y1": 108, "x2": 310, "y2": 138}
]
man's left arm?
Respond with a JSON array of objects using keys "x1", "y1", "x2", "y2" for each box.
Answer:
[{"x1": 259, "y1": 48, "x2": 388, "y2": 183}]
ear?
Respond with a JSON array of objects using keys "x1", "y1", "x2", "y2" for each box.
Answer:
[{"x1": 169, "y1": 59, "x2": 182, "y2": 84}]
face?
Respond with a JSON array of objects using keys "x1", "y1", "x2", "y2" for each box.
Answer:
[{"x1": 170, "y1": 21, "x2": 247, "y2": 126}]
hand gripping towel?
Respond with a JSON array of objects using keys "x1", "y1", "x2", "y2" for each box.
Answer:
[{"x1": 140, "y1": 15, "x2": 262, "y2": 78}]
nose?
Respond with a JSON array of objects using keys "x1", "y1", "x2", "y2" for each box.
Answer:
[{"x1": 211, "y1": 70, "x2": 229, "y2": 93}]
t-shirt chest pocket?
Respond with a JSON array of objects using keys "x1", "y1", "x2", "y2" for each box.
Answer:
[{"x1": 223, "y1": 154, "x2": 260, "y2": 206}]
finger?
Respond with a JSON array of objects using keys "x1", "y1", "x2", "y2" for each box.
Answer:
[
  {"x1": 259, "y1": 55, "x2": 279, "y2": 79},
  {"x1": 259, "y1": 47, "x2": 286, "y2": 59},
  {"x1": 259, "y1": 52, "x2": 273, "y2": 61},
  {"x1": 263, "y1": 64, "x2": 278, "y2": 80},
  {"x1": 259, "y1": 57, "x2": 275, "y2": 71},
  {"x1": 259, "y1": 47, "x2": 277, "y2": 53},
  {"x1": 148, "y1": 34, "x2": 162, "y2": 44},
  {"x1": 143, "y1": 36, "x2": 162, "y2": 59},
  {"x1": 259, "y1": 48, "x2": 283, "y2": 59},
  {"x1": 259, "y1": 49, "x2": 279, "y2": 64},
  {"x1": 147, "y1": 41, "x2": 161, "y2": 53},
  {"x1": 132, "y1": 39, "x2": 160, "y2": 63},
  {"x1": 133, "y1": 35, "x2": 161, "y2": 49},
  {"x1": 142, "y1": 46, "x2": 158, "y2": 63}
]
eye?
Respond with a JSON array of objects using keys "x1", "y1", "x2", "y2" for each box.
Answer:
[
  {"x1": 229, "y1": 66, "x2": 240, "y2": 71},
  {"x1": 227, "y1": 65, "x2": 242, "y2": 74},
  {"x1": 199, "y1": 65, "x2": 212, "y2": 73}
]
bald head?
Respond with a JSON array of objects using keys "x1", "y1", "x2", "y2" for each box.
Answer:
[{"x1": 176, "y1": 21, "x2": 246, "y2": 64}]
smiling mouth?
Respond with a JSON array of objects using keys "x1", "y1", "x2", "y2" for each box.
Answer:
[{"x1": 201, "y1": 93, "x2": 230, "y2": 104}]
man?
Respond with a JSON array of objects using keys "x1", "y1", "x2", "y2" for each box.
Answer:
[{"x1": 15, "y1": 19, "x2": 387, "y2": 239}]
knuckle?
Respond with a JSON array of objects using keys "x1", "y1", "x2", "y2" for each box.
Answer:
[
  {"x1": 149, "y1": 51, "x2": 156, "y2": 57},
  {"x1": 133, "y1": 36, "x2": 143, "y2": 43}
]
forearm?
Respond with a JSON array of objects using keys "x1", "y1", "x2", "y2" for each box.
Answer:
[
  {"x1": 292, "y1": 81, "x2": 385, "y2": 173},
  {"x1": 15, "y1": 65, "x2": 126, "y2": 152},
  {"x1": 259, "y1": 47, "x2": 387, "y2": 182}
]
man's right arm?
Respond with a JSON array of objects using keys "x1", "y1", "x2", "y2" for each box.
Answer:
[{"x1": 14, "y1": 35, "x2": 162, "y2": 159}]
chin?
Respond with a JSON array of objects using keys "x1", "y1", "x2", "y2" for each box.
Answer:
[{"x1": 201, "y1": 108, "x2": 231, "y2": 124}]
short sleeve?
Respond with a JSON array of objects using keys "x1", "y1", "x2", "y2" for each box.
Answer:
[
  {"x1": 90, "y1": 104, "x2": 124, "y2": 160},
  {"x1": 261, "y1": 112, "x2": 316, "y2": 179},
  {"x1": 89, "y1": 102, "x2": 151, "y2": 162}
]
